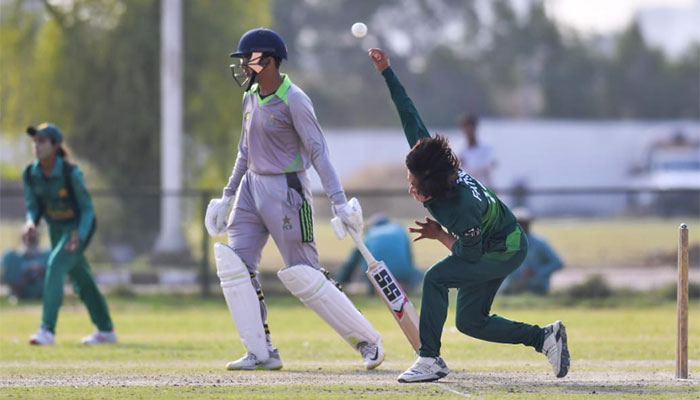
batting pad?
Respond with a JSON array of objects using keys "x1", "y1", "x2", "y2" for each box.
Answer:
[
  {"x1": 214, "y1": 243, "x2": 269, "y2": 361},
  {"x1": 278, "y1": 264, "x2": 381, "y2": 349}
]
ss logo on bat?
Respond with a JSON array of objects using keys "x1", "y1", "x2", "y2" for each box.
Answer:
[{"x1": 373, "y1": 269, "x2": 402, "y2": 302}]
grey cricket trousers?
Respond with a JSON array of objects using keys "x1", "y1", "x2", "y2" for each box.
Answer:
[{"x1": 226, "y1": 170, "x2": 321, "y2": 343}]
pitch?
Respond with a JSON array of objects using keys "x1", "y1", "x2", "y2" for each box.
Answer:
[{"x1": 1, "y1": 294, "x2": 698, "y2": 399}]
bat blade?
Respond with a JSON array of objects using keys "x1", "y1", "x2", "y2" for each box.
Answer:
[{"x1": 366, "y1": 260, "x2": 420, "y2": 352}]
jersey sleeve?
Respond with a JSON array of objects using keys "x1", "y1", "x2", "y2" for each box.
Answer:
[
  {"x1": 288, "y1": 90, "x2": 347, "y2": 205},
  {"x1": 381, "y1": 67, "x2": 431, "y2": 148},
  {"x1": 223, "y1": 133, "x2": 249, "y2": 197},
  {"x1": 22, "y1": 168, "x2": 40, "y2": 225},
  {"x1": 224, "y1": 95, "x2": 250, "y2": 198},
  {"x1": 70, "y1": 167, "x2": 95, "y2": 242}
]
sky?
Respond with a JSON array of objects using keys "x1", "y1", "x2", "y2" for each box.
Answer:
[{"x1": 539, "y1": 0, "x2": 698, "y2": 34}]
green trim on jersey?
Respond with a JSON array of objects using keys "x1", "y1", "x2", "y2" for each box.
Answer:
[
  {"x1": 382, "y1": 66, "x2": 518, "y2": 263},
  {"x1": 482, "y1": 227, "x2": 523, "y2": 262},
  {"x1": 283, "y1": 153, "x2": 302, "y2": 173},
  {"x1": 299, "y1": 199, "x2": 314, "y2": 243},
  {"x1": 248, "y1": 74, "x2": 292, "y2": 106}
]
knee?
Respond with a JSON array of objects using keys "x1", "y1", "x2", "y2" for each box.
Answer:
[
  {"x1": 422, "y1": 267, "x2": 439, "y2": 286},
  {"x1": 45, "y1": 258, "x2": 68, "y2": 283},
  {"x1": 455, "y1": 315, "x2": 487, "y2": 337},
  {"x1": 48, "y1": 251, "x2": 65, "y2": 269}
]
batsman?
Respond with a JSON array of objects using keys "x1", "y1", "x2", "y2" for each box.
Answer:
[
  {"x1": 204, "y1": 28, "x2": 384, "y2": 371},
  {"x1": 367, "y1": 48, "x2": 570, "y2": 383}
]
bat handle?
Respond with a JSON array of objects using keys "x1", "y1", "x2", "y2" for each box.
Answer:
[{"x1": 347, "y1": 228, "x2": 377, "y2": 265}]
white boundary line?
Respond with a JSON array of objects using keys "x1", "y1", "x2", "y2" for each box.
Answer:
[{"x1": 433, "y1": 382, "x2": 474, "y2": 398}]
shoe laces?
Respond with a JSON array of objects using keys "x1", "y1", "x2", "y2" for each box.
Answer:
[{"x1": 410, "y1": 358, "x2": 437, "y2": 373}]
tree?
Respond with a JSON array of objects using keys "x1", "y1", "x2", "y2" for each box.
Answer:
[{"x1": 1, "y1": 0, "x2": 270, "y2": 249}]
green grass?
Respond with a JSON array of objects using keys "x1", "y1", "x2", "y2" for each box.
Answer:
[
  {"x1": 218, "y1": 217, "x2": 700, "y2": 272},
  {"x1": 3, "y1": 217, "x2": 696, "y2": 272},
  {"x1": 1, "y1": 294, "x2": 698, "y2": 399}
]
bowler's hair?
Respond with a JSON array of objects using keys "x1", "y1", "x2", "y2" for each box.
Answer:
[{"x1": 405, "y1": 135, "x2": 459, "y2": 199}]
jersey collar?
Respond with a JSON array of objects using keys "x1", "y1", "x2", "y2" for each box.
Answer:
[
  {"x1": 249, "y1": 74, "x2": 292, "y2": 106},
  {"x1": 31, "y1": 156, "x2": 64, "y2": 178}
]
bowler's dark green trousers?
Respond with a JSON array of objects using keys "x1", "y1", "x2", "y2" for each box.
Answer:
[
  {"x1": 418, "y1": 227, "x2": 545, "y2": 357},
  {"x1": 42, "y1": 223, "x2": 113, "y2": 334}
]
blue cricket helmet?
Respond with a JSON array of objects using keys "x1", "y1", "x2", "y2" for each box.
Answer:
[{"x1": 230, "y1": 28, "x2": 288, "y2": 59}]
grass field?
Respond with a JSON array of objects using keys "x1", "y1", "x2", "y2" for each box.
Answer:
[
  {"x1": 1, "y1": 294, "x2": 698, "y2": 399},
  {"x1": 2, "y1": 218, "x2": 698, "y2": 272}
]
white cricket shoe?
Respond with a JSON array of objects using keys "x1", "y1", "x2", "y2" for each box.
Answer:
[
  {"x1": 29, "y1": 328, "x2": 55, "y2": 346},
  {"x1": 358, "y1": 339, "x2": 385, "y2": 370},
  {"x1": 82, "y1": 329, "x2": 118, "y2": 345},
  {"x1": 226, "y1": 348, "x2": 283, "y2": 371},
  {"x1": 541, "y1": 320, "x2": 570, "y2": 378},
  {"x1": 398, "y1": 356, "x2": 450, "y2": 383}
]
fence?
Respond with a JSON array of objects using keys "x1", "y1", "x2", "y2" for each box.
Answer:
[{"x1": 1, "y1": 186, "x2": 698, "y2": 296}]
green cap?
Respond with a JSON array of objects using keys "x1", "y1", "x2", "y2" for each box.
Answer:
[{"x1": 26, "y1": 122, "x2": 63, "y2": 143}]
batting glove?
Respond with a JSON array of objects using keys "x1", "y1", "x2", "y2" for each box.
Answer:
[
  {"x1": 332, "y1": 198, "x2": 364, "y2": 236},
  {"x1": 205, "y1": 195, "x2": 234, "y2": 236}
]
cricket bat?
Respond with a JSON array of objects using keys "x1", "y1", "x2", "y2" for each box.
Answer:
[{"x1": 346, "y1": 227, "x2": 421, "y2": 352}]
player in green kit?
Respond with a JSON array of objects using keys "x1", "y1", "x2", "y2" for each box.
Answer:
[
  {"x1": 367, "y1": 49, "x2": 569, "y2": 383},
  {"x1": 23, "y1": 123, "x2": 116, "y2": 346}
]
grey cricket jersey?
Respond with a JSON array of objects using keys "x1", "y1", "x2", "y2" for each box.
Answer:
[{"x1": 224, "y1": 74, "x2": 347, "y2": 205}]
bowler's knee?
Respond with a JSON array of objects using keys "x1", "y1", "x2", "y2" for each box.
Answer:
[
  {"x1": 422, "y1": 267, "x2": 440, "y2": 287},
  {"x1": 455, "y1": 314, "x2": 488, "y2": 337}
]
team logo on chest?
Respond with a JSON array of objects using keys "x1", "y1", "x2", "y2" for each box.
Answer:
[
  {"x1": 266, "y1": 113, "x2": 277, "y2": 127},
  {"x1": 282, "y1": 216, "x2": 292, "y2": 231},
  {"x1": 58, "y1": 188, "x2": 68, "y2": 198}
]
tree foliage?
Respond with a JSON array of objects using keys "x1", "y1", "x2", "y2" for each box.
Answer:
[
  {"x1": 1, "y1": 0, "x2": 270, "y2": 189},
  {"x1": 1, "y1": 0, "x2": 269, "y2": 248},
  {"x1": 272, "y1": 0, "x2": 699, "y2": 124},
  {"x1": 1, "y1": 0, "x2": 697, "y2": 185}
]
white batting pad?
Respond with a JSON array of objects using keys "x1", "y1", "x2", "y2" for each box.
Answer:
[
  {"x1": 277, "y1": 264, "x2": 381, "y2": 349},
  {"x1": 215, "y1": 243, "x2": 269, "y2": 361}
]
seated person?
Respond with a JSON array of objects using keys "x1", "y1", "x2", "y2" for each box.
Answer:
[
  {"x1": 337, "y1": 214, "x2": 422, "y2": 293},
  {"x1": 502, "y1": 208, "x2": 563, "y2": 294},
  {"x1": 2, "y1": 228, "x2": 49, "y2": 300}
]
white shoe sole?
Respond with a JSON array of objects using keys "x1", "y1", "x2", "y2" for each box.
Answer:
[
  {"x1": 556, "y1": 323, "x2": 570, "y2": 378},
  {"x1": 364, "y1": 348, "x2": 385, "y2": 370},
  {"x1": 398, "y1": 370, "x2": 449, "y2": 383},
  {"x1": 226, "y1": 359, "x2": 283, "y2": 371},
  {"x1": 29, "y1": 339, "x2": 53, "y2": 346}
]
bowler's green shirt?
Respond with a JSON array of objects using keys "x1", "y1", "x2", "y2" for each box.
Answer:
[
  {"x1": 23, "y1": 156, "x2": 95, "y2": 242},
  {"x1": 381, "y1": 67, "x2": 518, "y2": 263}
]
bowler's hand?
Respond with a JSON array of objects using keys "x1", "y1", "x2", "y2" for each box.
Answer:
[
  {"x1": 368, "y1": 48, "x2": 390, "y2": 72},
  {"x1": 64, "y1": 233, "x2": 81, "y2": 253},
  {"x1": 409, "y1": 217, "x2": 444, "y2": 242}
]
